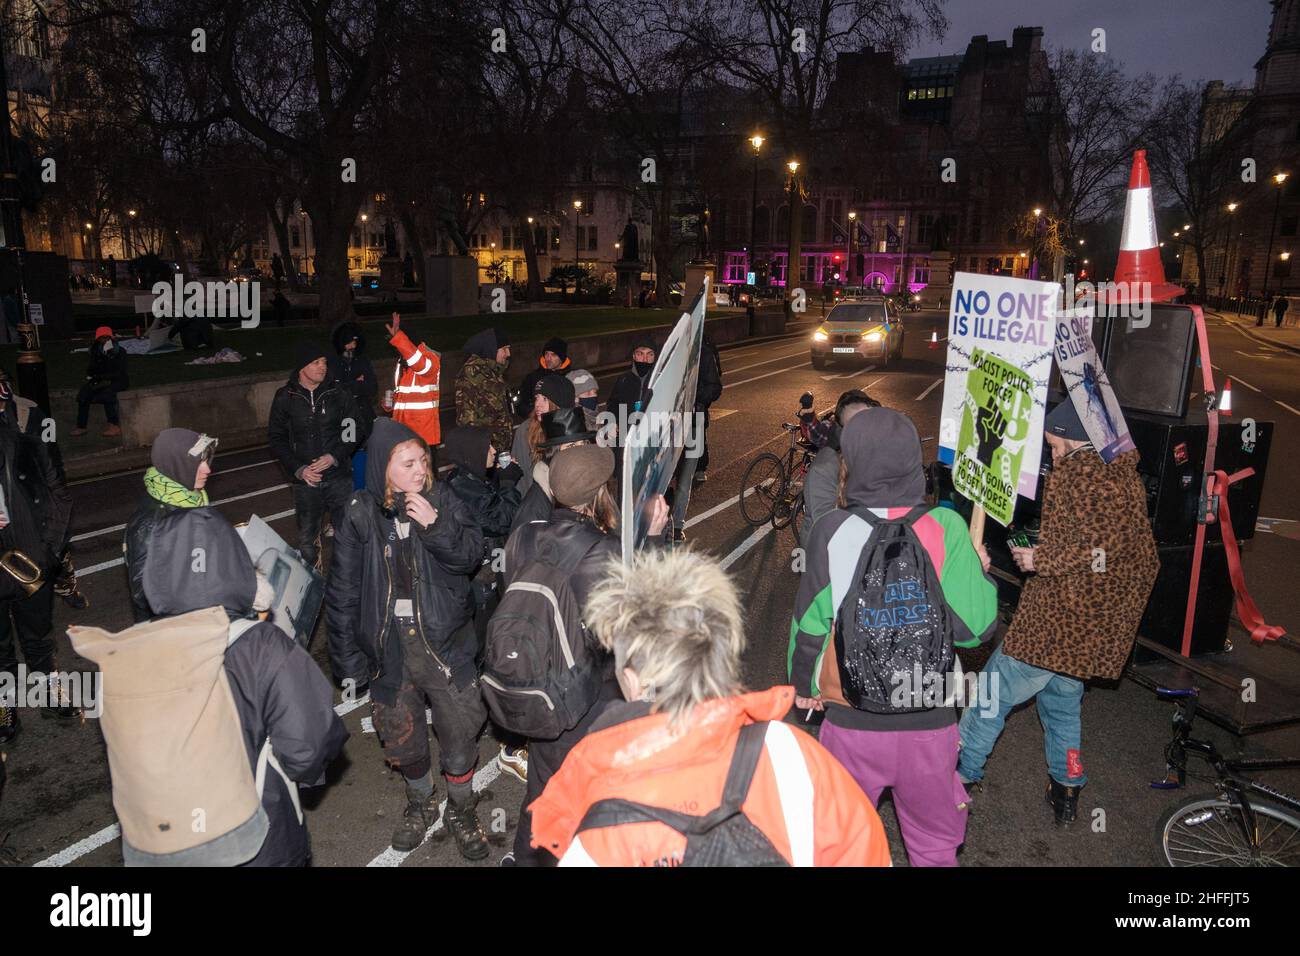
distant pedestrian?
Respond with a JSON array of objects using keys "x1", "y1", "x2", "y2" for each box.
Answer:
[
  {"x1": 271, "y1": 253, "x2": 285, "y2": 290},
  {"x1": 454, "y1": 328, "x2": 513, "y2": 455},
  {"x1": 1273, "y1": 293, "x2": 1289, "y2": 329},
  {"x1": 72, "y1": 326, "x2": 128, "y2": 437},
  {"x1": 268, "y1": 342, "x2": 360, "y2": 570},
  {"x1": 957, "y1": 400, "x2": 1160, "y2": 827}
]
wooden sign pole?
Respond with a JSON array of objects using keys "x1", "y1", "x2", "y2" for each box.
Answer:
[{"x1": 969, "y1": 504, "x2": 986, "y2": 547}]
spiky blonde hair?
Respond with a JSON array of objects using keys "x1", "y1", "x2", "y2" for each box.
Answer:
[{"x1": 584, "y1": 548, "x2": 747, "y2": 728}]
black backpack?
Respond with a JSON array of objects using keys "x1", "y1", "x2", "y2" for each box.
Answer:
[
  {"x1": 573, "y1": 722, "x2": 788, "y2": 867},
  {"x1": 833, "y1": 506, "x2": 953, "y2": 714},
  {"x1": 481, "y1": 533, "x2": 604, "y2": 740}
]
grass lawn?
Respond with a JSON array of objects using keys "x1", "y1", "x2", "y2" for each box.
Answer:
[{"x1": 6, "y1": 306, "x2": 712, "y2": 392}]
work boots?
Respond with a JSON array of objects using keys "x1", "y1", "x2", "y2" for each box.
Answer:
[
  {"x1": 41, "y1": 674, "x2": 79, "y2": 721},
  {"x1": 391, "y1": 785, "x2": 439, "y2": 852},
  {"x1": 444, "y1": 796, "x2": 490, "y2": 861},
  {"x1": 1046, "y1": 777, "x2": 1081, "y2": 826},
  {"x1": 0, "y1": 705, "x2": 19, "y2": 744}
]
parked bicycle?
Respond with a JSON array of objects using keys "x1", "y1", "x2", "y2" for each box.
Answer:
[
  {"x1": 1151, "y1": 686, "x2": 1300, "y2": 866},
  {"x1": 739, "y1": 391, "x2": 822, "y2": 538}
]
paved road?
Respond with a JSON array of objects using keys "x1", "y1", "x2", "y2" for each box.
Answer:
[{"x1": 5, "y1": 308, "x2": 1299, "y2": 867}]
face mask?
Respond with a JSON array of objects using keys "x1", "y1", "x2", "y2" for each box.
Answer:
[
  {"x1": 633, "y1": 360, "x2": 654, "y2": 377},
  {"x1": 579, "y1": 396, "x2": 598, "y2": 411}
]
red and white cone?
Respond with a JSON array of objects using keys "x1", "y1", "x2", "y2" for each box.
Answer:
[
  {"x1": 929, "y1": 330, "x2": 939, "y2": 349},
  {"x1": 1107, "y1": 149, "x2": 1183, "y2": 305},
  {"x1": 1219, "y1": 378, "x2": 1233, "y2": 417}
]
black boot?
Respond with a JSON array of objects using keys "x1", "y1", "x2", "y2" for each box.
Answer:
[
  {"x1": 391, "y1": 785, "x2": 439, "y2": 852},
  {"x1": 1046, "y1": 777, "x2": 1081, "y2": 826},
  {"x1": 40, "y1": 674, "x2": 79, "y2": 721},
  {"x1": 0, "y1": 705, "x2": 20, "y2": 744},
  {"x1": 444, "y1": 796, "x2": 490, "y2": 861}
]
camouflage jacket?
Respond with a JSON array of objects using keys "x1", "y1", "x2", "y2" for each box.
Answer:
[{"x1": 454, "y1": 355, "x2": 513, "y2": 453}]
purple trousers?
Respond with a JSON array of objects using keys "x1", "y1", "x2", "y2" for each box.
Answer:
[{"x1": 819, "y1": 720, "x2": 969, "y2": 867}]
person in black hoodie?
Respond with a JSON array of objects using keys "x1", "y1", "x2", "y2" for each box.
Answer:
[
  {"x1": 501, "y1": 444, "x2": 668, "y2": 865},
  {"x1": 71, "y1": 326, "x2": 129, "y2": 437},
  {"x1": 126, "y1": 506, "x2": 347, "y2": 866},
  {"x1": 331, "y1": 321, "x2": 378, "y2": 434},
  {"x1": 268, "y1": 341, "x2": 360, "y2": 569},
  {"x1": 604, "y1": 335, "x2": 656, "y2": 445},
  {"x1": 325, "y1": 418, "x2": 491, "y2": 859},
  {"x1": 0, "y1": 376, "x2": 75, "y2": 743}
]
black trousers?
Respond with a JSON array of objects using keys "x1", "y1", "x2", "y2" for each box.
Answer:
[
  {"x1": 76, "y1": 384, "x2": 120, "y2": 427},
  {"x1": 0, "y1": 581, "x2": 56, "y2": 682},
  {"x1": 292, "y1": 473, "x2": 353, "y2": 566}
]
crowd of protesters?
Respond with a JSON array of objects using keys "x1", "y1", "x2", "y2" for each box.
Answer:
[{"x1": 0, "y1": 307, "x2": 1161, "y2": 868}]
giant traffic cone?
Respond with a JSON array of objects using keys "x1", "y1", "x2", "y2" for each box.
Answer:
[
  {"x1": 1219, "y1": 377, "x2": 1233, "y2": 417},
  {"x1": 1108, "y1": 149, "x2": 1183, "y2": 304}
]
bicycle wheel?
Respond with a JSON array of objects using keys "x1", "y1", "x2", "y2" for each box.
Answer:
[
  {"x1": 772, "y1": 481, "x2": 802, "y2": 530},
  {"x1": 789, "y1": 494, "x2": 806, "y2": 539},
  {"x1": 1156, "y1": 792, "x2": 1300, "y2": 866},
  {"x1": 739, "y1": 453, "x2": 785, "y2": 526}
]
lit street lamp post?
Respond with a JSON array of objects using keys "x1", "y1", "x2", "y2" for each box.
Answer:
[
  {"x1": 1260, "y1": 172, "x2": 1290, "y2": 323},
  {"x1": 749, "y1": 134, "x2": 763, "y2": 288},
  {"x1": 847, "y1": 210, "x2": 857, "y2": 286}
]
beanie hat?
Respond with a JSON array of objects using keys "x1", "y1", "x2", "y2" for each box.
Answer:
[
  {"x1": 1045, "y1": 398, "x2": 1089, "y2": 441},
  {"x1": 293, "y1": 340, "x2": 330, "y2": 377},
  {"x1": 535, "y1": 372, "x2": 575, "y2": 409},
  {"x1": 494, "y1": 328, "x2": 511, "y2": 350},
  {"x1": 542, "y1": 337, "x2": 568, "y2": 361},
  {"x1": 549, "y1": 444, "x2": 615, "y2": 508},
  {"x1": 566, "y1": 368, "x2": 598, "y2": 395}
]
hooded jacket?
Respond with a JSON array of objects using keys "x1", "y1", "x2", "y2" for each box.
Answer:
[
  {"x1": 385, "y1": 323, "x2": 441, "y2": 448},
  {"x1": 454, "y1": 329, "x2": 513, "y2": 454},
  {"x1": 443, "y1": 425, "x2": 522, "y2": 554},
  {"x1": 1001, "y1": 448, "x2": 1158, "y2": 680},
  {"x1": 325, "y1": 418, "x2": 485, "y2": 700},
  {"x1": 528, "y1": 687, "x2": 892, "y2": 867},
  {"x1": 788, "y1": 409, "x2": 998, "y2": 732},
  {"x1": 516, "y1": 353, "x2": 573, "y2": 418},
  {"x1": 332, "y1": 322, "x2": 378, "y2": 436},
  {"x1": 124, "y1": 428, "x2": 214, "y2": 621},
  {"x1": 268, "y1": 345, "x2": 360, "y2": 484},
  {"x1": 78, "y1": 507, "x2": 347, "y2": 867},
  {"x1": 605, "y1": 337, "x2": 656, "y2": 439}
]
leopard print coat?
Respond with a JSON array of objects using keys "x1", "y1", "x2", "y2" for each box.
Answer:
[{"x1": 1002, "y1": 448, "x2": 1159, "y2": 681}]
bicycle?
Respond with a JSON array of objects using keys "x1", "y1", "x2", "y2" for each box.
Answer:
[
  {"x1": 1151, "y1": 686, "x2": 1300, "y2": 866},
  {"x1": 739, "y1": 392, "x2": 820, "y2": 538}
]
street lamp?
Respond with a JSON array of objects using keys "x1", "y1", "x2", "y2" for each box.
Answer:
[
  {"x1": 1262, "y1": 172, "x2": 1290, "y2": 305},
  {"x1": 1032, "y1": 207, "x2": 1043, "y2": 218},
  {"x1": 1222, "y1": 202, "x2": 1239, "y2": 296},
  {"x1": 785, "y1": 160, "x2": 800, "y2": 292},
  {"x1": 573, "y1": 199, "x2": 582, "y2": 273},
  {"x1": 749, "y1": 134, "x2": 763, "y2": 286}
]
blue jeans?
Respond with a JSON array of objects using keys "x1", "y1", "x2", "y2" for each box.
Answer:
[{"x1": 957, "y1": 646, "x2": 1087, "y2": 787}]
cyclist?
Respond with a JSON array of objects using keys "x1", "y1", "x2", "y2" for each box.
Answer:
[{"x1": 800, "y1": 389, "x2": 881, "y2": 544}]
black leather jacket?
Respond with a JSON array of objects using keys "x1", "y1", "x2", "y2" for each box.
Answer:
[
  {"x1": 325, "y1": 481, "x2": 484, "y2": 701},
  {"x1": 0, "y1": 399, "x2": 72, "y2": 575}
]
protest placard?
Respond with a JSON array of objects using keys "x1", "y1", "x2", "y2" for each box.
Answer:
[
  {"x1": 1054, "y1": 307, "x2": 1135, "y2": 462},
  {"x1": 938, "y1": 272, "x2": 1058, "y2": 526}
]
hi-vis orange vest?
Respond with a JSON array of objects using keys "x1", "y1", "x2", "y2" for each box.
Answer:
[{"x1": 389, "y1": 330, "x2": 441, "y2": 447}]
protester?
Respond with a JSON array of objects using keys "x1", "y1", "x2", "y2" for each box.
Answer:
[
  {"x1": 801, "y1": 389, "x2": 882, "y2": 543},
  {"x1": 511, "y1": 373, "x2": 574, "y2": 495},
  {"x1": 501, "y1": 444, "x2": 668, "y2": 865},
  {"x1": 454, "y1": 328, "x2": 513, "y2": 455},
  {"x1": 1, "y1": 366, "x2": 87, "y2": 610},
  {"x1": 268, "y1": 342, "x2": 360, "y2": 570},
  {"x1": 0, "y1": 373, "x2": 75, "y2": 743},
  {"x1": 73, "y1": 505, "x2": 347, "y2": 866},
  {"x1": 567, "y1": 368, "x2": 599, "y2": 431},
  {"x1": 332, "y1": 321, "x2": 378, "y2": 488},
  {"x1": 124, "y1": 428, "x2": 219, "y2": 622},
  {"x1": 1271, "y1": 293, "x2": 1289, "y2": 329},
  {"x1": 72, "y1": 326, "x2": 129, "y2": 437},
  {"x1": 789, "y1": 407, "x2": 997, "y2": 866},
  {"x1": 325, "y1": 418, "x2": 491, "y2": 859},
  {"x1": 667, "y1": 335, "x2": 722, "y2": 541},
  {"x1": 509, "y1": 407, "x2": 598, "y2": 533},
  {"x1": 528, "y1": 548, "x2": 892, "y2": 867},
  {"x1": 384, "y1": 312, "x2": 442, "y2": 460},
  {"x1": 515, "y1": 337, "x2": 571, "y2": 417},
  {"x1": 957, "y1": 399, "x2": 1159, "y2": 825},
  {"x1": 605, "y1": 336, "x2": 656, "y2": 442}
]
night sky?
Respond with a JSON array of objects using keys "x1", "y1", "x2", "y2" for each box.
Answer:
[{"x1": 909, "y1": 0, "x2": 1274, "y2": 86}]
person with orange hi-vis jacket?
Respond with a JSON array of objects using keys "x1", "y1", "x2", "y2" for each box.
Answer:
[{"x1": 385, "y1": 312, "x2": 442, "y2": 456}]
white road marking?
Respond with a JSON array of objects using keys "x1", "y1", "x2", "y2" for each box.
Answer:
[
  {"x1": 1235, "y1": 350, "x2": 1272, "y2": 360},
  {"x1": 366, "y1": 756, "x2": 503, "y2": 867},
  {"x1": 719, "y1": 524, "x2": 775, "y2": 570},
  {"x1": 71, "y1": 484, "x2": 291, "y2": 542},
  {"x1": 819, "y1": 364, "x2": 876, "y2": 381},
  {"x1": 915, "y1": 377, "x2": 943, "y2": 401},
  {"x1": 33, "y1": 823, "x2": 122, "y2": 867},
  {"x1": 1276, "y1": 401, "x2": 1300, "y2": 417},
  {"x1": 76, "y1": 508, "x2": 297, "y2": 576},
  {"x1": 1231, "y1": 378, "x2": 1261, "y2": 393},
  {"x1": 335, "y1": 691, "x2": 371, "y2": 717},
  {"x1": 724, "y1": 361, "x2": 814, "y2": 390},
  {"x1": 709, "y1": 408, "x2": 738, "y2": 420}
]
